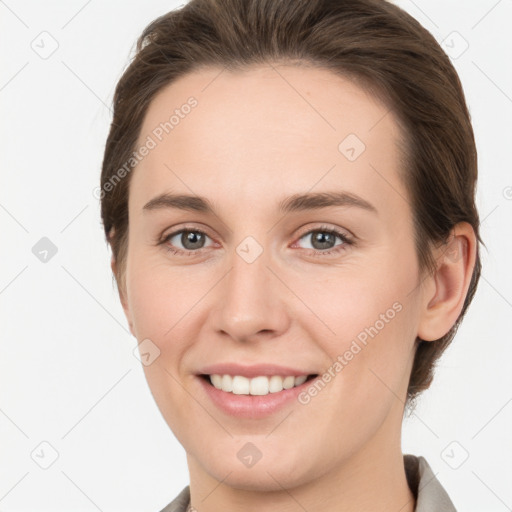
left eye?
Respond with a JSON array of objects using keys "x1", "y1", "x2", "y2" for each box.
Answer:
[{"x1": 296, "y1": 228, "x2": 350, "y2": 252}]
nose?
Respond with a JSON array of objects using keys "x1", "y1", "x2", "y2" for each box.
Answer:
[{"x1": 211, "y1": 247, "x2": 291, "y2": 343}]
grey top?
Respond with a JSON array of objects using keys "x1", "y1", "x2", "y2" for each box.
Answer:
[{"x1": 159, "y1": 454, "x2": 456, "y2": 512}]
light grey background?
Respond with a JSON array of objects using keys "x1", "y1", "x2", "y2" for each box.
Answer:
[{"x1": 1, "y1": 0, "x2": 511, "y2": 510}]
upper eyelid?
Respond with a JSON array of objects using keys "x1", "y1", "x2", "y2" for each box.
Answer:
[
  {"x1": 162, "y1": 223, "x2": 351, "y2": 238},
  {"x1": 162, "y1": 225, "x2": 214, "y2": 242},
  {"x1": 295, "y1": 224, "x2": 352, "y2": 239}
]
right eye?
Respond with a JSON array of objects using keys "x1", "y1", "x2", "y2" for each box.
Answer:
[{"x1": 161, "y1": 228, "x2": 215, "y2": 255}]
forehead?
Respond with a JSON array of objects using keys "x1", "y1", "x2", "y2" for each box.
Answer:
[{"x1": 131, "y1": 64, "x2": 407, "y2": 219}]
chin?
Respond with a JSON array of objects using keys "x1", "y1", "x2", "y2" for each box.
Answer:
[{"x1": 197, "y1": 449, "x2": 319, "y2": 492}]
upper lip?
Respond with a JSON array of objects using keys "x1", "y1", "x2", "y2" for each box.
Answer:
[{"x1": 197, "y1": 363, "x2": 317, "y2": 378}]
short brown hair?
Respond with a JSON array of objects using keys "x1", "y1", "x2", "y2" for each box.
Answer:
[{"x1": 100, "y1": 0, "x2": 482, "y2": 406}]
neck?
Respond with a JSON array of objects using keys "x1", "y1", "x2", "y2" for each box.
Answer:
[{"x1": 188, "y1": 451, "x2": 414, "y2": 512}]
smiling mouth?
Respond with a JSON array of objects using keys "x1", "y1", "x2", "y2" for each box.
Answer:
[{"x1": 199, "y1": 373, "x2": 318, "y2": 396}]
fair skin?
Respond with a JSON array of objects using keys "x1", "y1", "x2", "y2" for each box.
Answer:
[{"x1": 112, "y1": 64, "x2": 476, "y2": 512}]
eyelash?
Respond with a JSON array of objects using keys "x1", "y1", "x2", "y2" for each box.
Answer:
[
  {"x1": 158, "y1": 225, "x2": 353, "y2": 258},
  {"x1": 292, "y1": 225, "x2": 353, "y2": 257}
]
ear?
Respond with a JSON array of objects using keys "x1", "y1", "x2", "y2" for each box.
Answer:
[
  {"x1": 417, "y1": 222, "x2": 477, "y2": 341},
  {"x1": 110, "y1": 254, "x2": 136, "y2": 338}
]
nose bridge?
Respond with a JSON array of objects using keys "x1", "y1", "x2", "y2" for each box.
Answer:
[{"x1": 214, "y1": 237, "x2": 289, "y2": 341}]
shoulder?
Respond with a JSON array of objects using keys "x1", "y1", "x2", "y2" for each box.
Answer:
[
  {"x1": 158, "y1": 485, "x2": 190, "y2": 512},
  {"x1": 404, "y1": 454, "x2": 457, "y2": 512}
]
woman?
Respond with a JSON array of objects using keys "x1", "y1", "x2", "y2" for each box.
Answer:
[{"x1": 99, "y1": 0, "x2": 481, "y2": 510}]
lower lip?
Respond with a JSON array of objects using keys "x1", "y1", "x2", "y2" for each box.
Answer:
[{"x1": 197, "y1": 376, "x2": 315, "y2": 419}]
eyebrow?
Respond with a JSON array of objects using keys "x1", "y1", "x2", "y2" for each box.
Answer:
[{"x1": 142, "y1": 191, "x2": 378, "y2": 215}]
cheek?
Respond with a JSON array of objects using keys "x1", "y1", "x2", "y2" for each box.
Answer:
[
  {"x1": 125, "y1": 247, "x2": 202, "y2": 340},
  {"x1": 289, "y1": 278, "x2": 417, "y2": 465},
  {"x1": 124, "y1": 251, "x2": 195, "y2": 418},
  {"x1": 124, "y1": 251, "x2": 215, "y2": 403},
  {"x1": 125, "y1": 257, "x2": 204, "y2": 438},
  {"x1": 291, "y1": 253, "x2": 415, "y2": 349},
  {"x1": 290, "y1": 249, "x2": 418, "y2": 405}
]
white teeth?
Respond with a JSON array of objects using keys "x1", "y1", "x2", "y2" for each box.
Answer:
[
  {"x1": 249, "y1": 376, "x2": 269, "y2": 396},
  {"x1": 208, "y1": 374, "x2": 310, "y2": 395},
  {"x1": 269, "y1": 375, "x2": 283, "y2": 393},
  {"x1": 294, "y1": 375, "x2": 308, "y2": 386},
  {"x1": 232, "y1": 375, "x2": 250, "y2": 395},
  {"x1": 283, "y1": 376, "x2": 295, "y2": 389},
  {"x1": 210, "y1": 374, "x2": 222, "y2": 388},
  {"x1": 221, "y1": 374, "x2": 233, "y2": 392}
]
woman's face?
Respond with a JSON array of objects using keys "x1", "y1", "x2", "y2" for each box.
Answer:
[{"x1": 120, "y1": 64, "x2": 427, "y2": 490}]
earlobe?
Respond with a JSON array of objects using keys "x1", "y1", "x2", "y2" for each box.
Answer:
[{"x1": 417, "y1": 223, "x2": 477, "y2": 342}]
